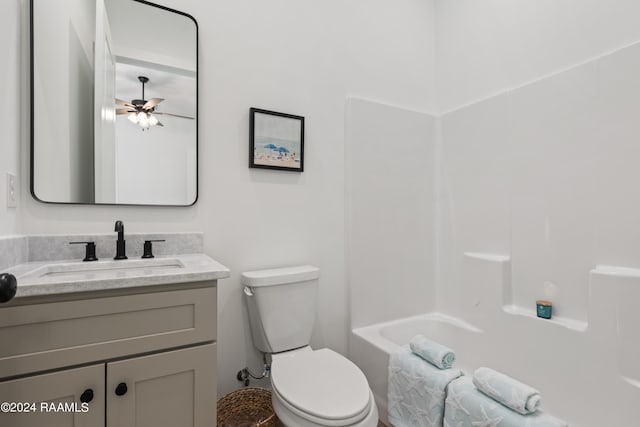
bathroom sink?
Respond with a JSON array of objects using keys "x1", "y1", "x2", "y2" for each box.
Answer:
[
  {"x1": 19, "y1": 258, "x2": 185, "y2": 281},
  {"x1": 4, "y1": 253, "x2": 229, "y2": 300}
]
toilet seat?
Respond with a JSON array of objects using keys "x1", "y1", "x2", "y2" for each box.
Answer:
[
  {"x1": 272, "y1": 385, "x2": 373, "y2": 426},
  {"x1": 271, "y1": 348, "x2": 372, "y2": 426}
]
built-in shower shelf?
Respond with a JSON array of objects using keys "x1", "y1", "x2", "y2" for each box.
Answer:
[
  {"x1": 503, "y1": 305, "x2": 588, "y2": 332},
  {"x1": 592, "y1": 264, "x2": 640, "y2": 279},
  {"x1": 463, "y1": 252, "x2": 510, "y2": 262}
]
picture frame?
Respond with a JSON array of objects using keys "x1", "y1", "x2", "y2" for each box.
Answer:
[{"x1": 249, "y1": 108, "x2": 305, "y2": 172}]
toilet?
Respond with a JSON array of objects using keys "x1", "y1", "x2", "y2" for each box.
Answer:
[{"x1": 242, "y1": 265, "x2": 378, "y2": 427}]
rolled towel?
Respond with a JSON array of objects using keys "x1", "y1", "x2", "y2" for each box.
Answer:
[
  {"x1": 409, "y1": 334, "x2": 456, "y2": 369},
  {"x1": 445, "y1": 377, "x2": 567, "y2": 427},
  {"x1": 472, "y1": 367, "x2": 541, "y2": 415}
]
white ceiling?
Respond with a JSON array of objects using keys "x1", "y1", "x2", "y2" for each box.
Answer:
[{"x1": 105, "y1": 0, "x2": 197, "y2": 72}]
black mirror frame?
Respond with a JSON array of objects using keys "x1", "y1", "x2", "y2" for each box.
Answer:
[{"x1": 29, "y1": 0, "x2": 199, "y2": 207}]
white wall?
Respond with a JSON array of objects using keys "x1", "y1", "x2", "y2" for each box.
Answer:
[
  {"x1": 440, "y1": 37, "x2": 640, "y2": 322},
  {"x1": 436, "y1": 0, "x2": 640, "y2": 112},
  {"x1": 436, "y1": 0, "x2": 640, "y2": 322},
  {"x1": 32, "y1": 0, "x2": 95, "y2": 203},
  {"x1": 31, "y1": 0, "x2": 71, "y2": 202},
  {"x1": 113, "y1": 61, "x2": 197, "y2": 205},
  {"x1": 13, "y1": 0, "x2": 437, "y2": 397},
  {"x1": 346, "y1": 98, "x2": 438, "y2": 328},
  {"x1": 0, "y1": 0, "x2": 21, "y2": 236},
  {"x1": 115, "y1": 115, "x2": 196, "y2": 205}
]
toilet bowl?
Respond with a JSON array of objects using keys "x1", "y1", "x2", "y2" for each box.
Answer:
[
  {"x1": 242, "y1": 266, "x2": 378, "y2": 427},
  {"x1": 270, "y1": 347, "x2": 378, "y2": 427}
]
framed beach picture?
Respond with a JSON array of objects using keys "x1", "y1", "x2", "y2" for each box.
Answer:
[{"x1": 250, "y1": 108, "x2": 305, "y2": 172}]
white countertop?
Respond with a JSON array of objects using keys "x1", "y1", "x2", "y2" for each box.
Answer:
[{"x1": 6, "y1": 254, "x2": 230, "y2": 299}]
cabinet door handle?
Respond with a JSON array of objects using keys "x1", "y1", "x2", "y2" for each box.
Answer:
[
  {"x1": 80, "y1": 389, "x2": 94, "y2": 403},
  {"x1": 115, "y1": 382, "x2": 128, "y2": 396}
]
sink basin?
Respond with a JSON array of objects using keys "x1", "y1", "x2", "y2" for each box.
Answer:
[
  {"x1": 4, "y1": 253, "x2": 229, "y2": 300},
  {"x1": 19, "y1": 258, "x2": 185, "y2": 281}
]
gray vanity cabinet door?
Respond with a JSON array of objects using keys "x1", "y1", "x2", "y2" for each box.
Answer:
[
  {"x1": 0, "y1": 364, "x2": 105, "y2": 427},
  {"x1": 106, "y1": 343, "x2": 216, "y2": 427}
]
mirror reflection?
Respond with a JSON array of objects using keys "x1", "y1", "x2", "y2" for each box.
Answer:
[{"x1": 31, "y1": 0, "x2": 198, "y2": 206}]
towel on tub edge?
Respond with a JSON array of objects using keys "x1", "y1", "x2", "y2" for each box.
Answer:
[
  {"x1": 388, "y1": 345, "x2": 463, "y2": 427},
  {"x1": 444, "y1": 377, "x2": 568, "y2": 427},
  {"x1": 410, "y1": 334, "x2": 456, "y2": 370},
  {"x1": 472, "y1": 367, "x2": 541, "y2": 415}
]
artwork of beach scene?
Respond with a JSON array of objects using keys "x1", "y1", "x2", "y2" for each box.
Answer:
[{"x1": 253, "y1": 112, "x2": 302, "y2": 170}]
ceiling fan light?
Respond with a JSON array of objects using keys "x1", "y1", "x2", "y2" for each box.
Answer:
[
  {"x1": 128, "y1": 113, "x2": 138, "y2": 123},
  {"x1": 137, "y1": 111, "x2": 148, "y2": 122},
  {"x1": 148, "y1": 115, "x2": 159, "y2": 126}
]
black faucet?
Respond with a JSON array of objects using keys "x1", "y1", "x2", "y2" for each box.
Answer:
[{"x1": 114, "y1": 220, "x2": 128, "y2": 260}]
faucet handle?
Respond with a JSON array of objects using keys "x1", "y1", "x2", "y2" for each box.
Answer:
[
  {"x1": 69, "y1": 241, "x2": 98, "y2": 262},
  {"x1": 142, "y1": 240, "x2": 165, "y2": 259}
]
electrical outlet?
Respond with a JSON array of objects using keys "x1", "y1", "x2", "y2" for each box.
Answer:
[{"x1": 6, "y1": 173, "x2": 17, "y2": 208}]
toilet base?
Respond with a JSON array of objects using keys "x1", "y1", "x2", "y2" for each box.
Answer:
[{"x1": 272, "y1": 388, "x2": 379, "y2": 427}]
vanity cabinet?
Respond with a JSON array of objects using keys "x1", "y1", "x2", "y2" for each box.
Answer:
[
  {"x1": 107, "y1": 343, "x2": 216, "y2": 427},
  {"x1": 0, "y1": 364, "x2": 105, "y2": 427},
  {"x1": 0, "y1": 283, "x2": 218, "y2": 426}
]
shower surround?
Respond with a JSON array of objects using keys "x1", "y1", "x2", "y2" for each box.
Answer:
[{"x1": 347, "y1": 41, "x2": 640, "y2": 426}]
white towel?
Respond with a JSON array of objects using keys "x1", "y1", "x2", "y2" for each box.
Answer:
[{"x1": 388, "y1": 345, "x2": 463, "y2": 427}]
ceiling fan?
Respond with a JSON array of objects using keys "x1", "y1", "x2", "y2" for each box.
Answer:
[{"x1": 115, "y1": 76, "x2": 194, "y2": 130}]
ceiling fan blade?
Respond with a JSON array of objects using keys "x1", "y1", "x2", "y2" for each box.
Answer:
[
  {"x1": 143, "y1": 98, "x2": 164, "y2": 110},
  {"x1": 154, "y1": 112, "x2": 195, "y2": 120},
  {"x1": 115, "y1": 98, "x2": 136, "y2": 108},
  {"x1": 116, "y1": 108, "x2": 135, "y2": 115}
]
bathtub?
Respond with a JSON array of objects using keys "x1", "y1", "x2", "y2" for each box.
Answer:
[
  {"x1": 350, "y1": 313, "x2": 483, "y2": 424},
  {"x1": 350, "y1": 303, "x2": 640, "y2": 427}
]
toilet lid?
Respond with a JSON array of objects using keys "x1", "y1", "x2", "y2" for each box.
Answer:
[{"x1": 271, "y1": 348, "x2": 371, "y2": 421}]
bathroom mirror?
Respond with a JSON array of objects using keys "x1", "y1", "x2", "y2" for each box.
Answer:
[{"x1": 30, "y1": 0, "x2": 198, "y2": 206}]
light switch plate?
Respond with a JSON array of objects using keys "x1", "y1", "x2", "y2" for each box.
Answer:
[{"x1": 6, "y1": 172, "x2": 17, "y2": 208}]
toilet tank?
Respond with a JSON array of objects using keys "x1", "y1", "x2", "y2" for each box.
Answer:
[{"x1": 242, "y1": 265, "x2": 320, "y2": 353}]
